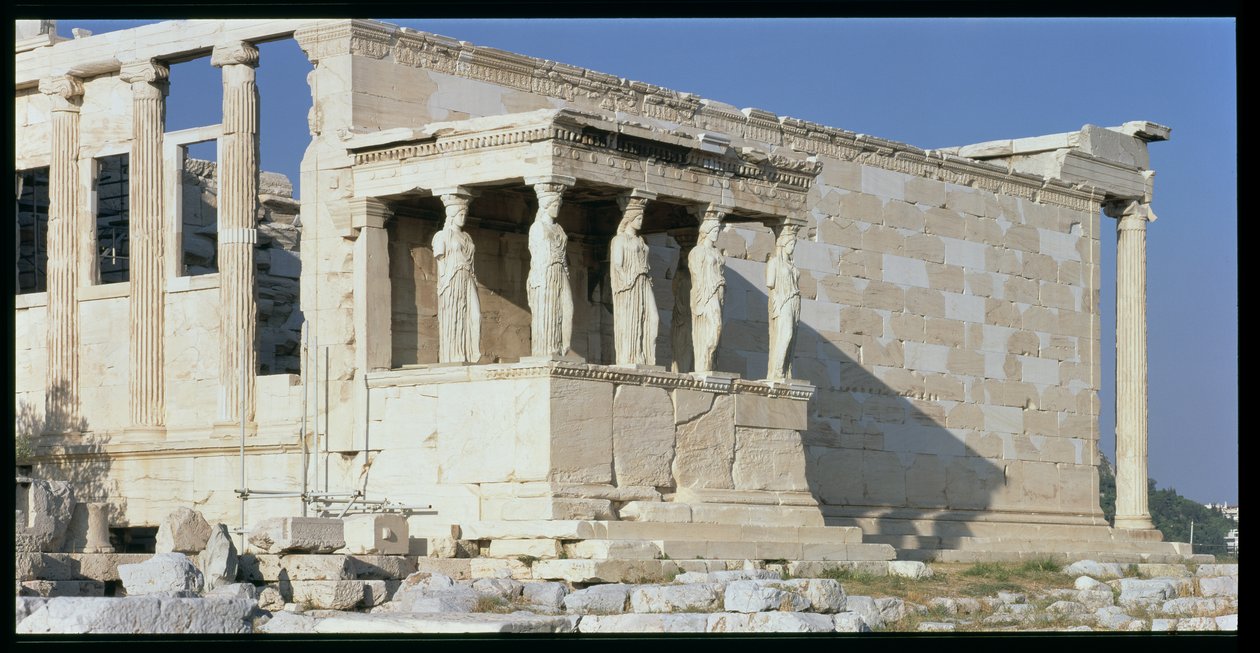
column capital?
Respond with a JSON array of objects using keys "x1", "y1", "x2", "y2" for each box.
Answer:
[
  {"x1": 335, "y1": 197, "x2": 393, "y2": 234},
  {"x1": 431, "y1": 185, "x2": 479, "y2": 201},
  {"x1": 38, "y1": 75, "x2": 84, "y2": 110},
  {"x1": 525, "y1": 174, "x2": 576, "y2": 190},
  {"x1": 1103, "y1": 199, "x2": 1157, "y2": 227},
  {"x1": 211, "y1": 41, "x2": 260, "y2": 68},
  {"x1": 119, "y1": 59, "x2": 170, "y2": 85},
  {"x1": 776, "y1": 222, "x2": 800, "y2": 244},
  {"x1": 616, "y1": 189, "x2": 655, "y2": 213}
]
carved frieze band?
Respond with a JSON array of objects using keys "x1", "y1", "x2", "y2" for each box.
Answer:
[{"x1": 298, "y1": 20, "x2": 1100, "y2": 212}]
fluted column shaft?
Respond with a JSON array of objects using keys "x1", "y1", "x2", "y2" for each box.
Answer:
[
  {"x1": 39, "y1": 75, "x2": 84, "y2": 433},
  {"x1": 213, "y1": 43, "x2": 260, "y2": 424},
  {"x1": 1111, "y1": 201, "x2": 1155, "y2": 530},
  {"x1": 122, "y1": 61, "x2": 169, "y2": 429}
]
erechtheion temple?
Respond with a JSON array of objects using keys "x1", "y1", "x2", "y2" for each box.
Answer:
[{"x1": 15, "y1": 19, "x2": 1193, "y2": 570}]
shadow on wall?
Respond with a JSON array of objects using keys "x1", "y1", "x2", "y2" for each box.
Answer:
[
  {"x1": 15, "y1": 383, "x2": 128, "y2": 553},
  {"x1": 720, "y1": 262, "x2": 1005, "y2": 554}
]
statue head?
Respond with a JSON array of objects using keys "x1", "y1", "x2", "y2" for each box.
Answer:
[
  {"x1": 536, "y1": 187, "x2": 564, "y2": 223},
  {"x1": 618, "y1": 208, "x2": 644, "y2": 235},
  {"x1": 699, "y1": 218, "x2": 721, "y2": 245}
]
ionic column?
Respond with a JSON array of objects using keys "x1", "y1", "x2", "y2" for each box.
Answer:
[
  {"x1": 39, "y1": 75, "x2": 85, "y2": 434},
  {"x1": 212, "y1": 42, "x2": 260, "y2": 425},
  {"x1": 121, "y1": 60, "x2": 170, "y2": 431},
  {"x1": 1106, "y1": 199, "x2": 1156, "y2": 530}
]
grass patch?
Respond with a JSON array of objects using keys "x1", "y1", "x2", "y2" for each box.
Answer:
[{"x1": 473, "y1": 595, "x2": 510, "y2": 613}]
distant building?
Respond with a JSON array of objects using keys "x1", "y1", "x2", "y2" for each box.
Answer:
[{"x1": 1206, "y1": 502, "x2": 1239, "y2": 523}]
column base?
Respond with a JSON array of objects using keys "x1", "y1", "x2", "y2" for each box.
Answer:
[{"x1": 1113, "y1": 514, "x2": 1156, "y2": 530}]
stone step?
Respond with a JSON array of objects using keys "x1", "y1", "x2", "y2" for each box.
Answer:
[
  {"x1": 933, "y1": 549, "x2": 1202, "y2": 565},
  {"x1": 458, "y1": 520, "x2": 865, "y2": 544},
  {"x1": 949, "y1": 536, "x2": 1182, "y2": 555}
]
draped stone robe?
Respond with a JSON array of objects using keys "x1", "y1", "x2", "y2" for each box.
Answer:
[
  {"x1": 766, "y1": 251, "x2": 801, "y2": 381},
  {"x1": 611, "y1": 231, "x2": 658, "y2": 365},
  {"x1": 433, "y1": 225, "x2": 481, "y2": 363},
  {"x1": 527, "y1": 219, "x2": 574, "y2": 357},
  {"x1": 688, "y1": 240, "x2": 725, "y2": 373}
]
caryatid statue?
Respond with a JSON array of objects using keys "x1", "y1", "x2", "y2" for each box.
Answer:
[
  {"x1": 611, "y1": 192, "x2": 658, "y2": 366},
  {"x1": 766, "y1": 224, "x2": 801, "y2": 382},
  {"x1": 527, "y1": 182, "x2": 574, "y2": 358},
  {"x1": 688, "y1": 207, "x2": 726, "y2": 374},
  {"x1": 670, "y1": 230, "x2": 696, "y2": 374},
  {"x1": 433, "y1": 190, "x2": 481, "y2": 363}
]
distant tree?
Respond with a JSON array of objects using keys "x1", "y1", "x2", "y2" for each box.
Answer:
[{"x1": 1098, "y1": 454, "x2": 1234, "y2": 554}]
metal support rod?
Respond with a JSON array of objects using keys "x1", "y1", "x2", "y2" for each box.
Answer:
[
  {"x1": 300, "y1": 322, "x2": 308, "y2": 518},
  {"x1": 335, "y1": 492, "x2": 362, "y2": 519},
  {"x1": 312, "y1": 332, "x2": 319, "y2": 501},
  {"x1": 238, "y1": 329, "x2": 246, "y2": 549},
  {"x1": 323, "y1": 346, "x2": 330, "y2": 494}
]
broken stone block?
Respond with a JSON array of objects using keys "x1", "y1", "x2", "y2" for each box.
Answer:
[
  {"x1": 832, "y1": 612, "x2": 872, "y2": 632},
  {"x1": 917, "y1": 621, "x2": 957, "y2": 632},
  {"x1": 198, "y1": 523, "x2": 238, "y2": 591},
  {"x1": 778, "y1": 579, "x2": 847, "y2": 613},
  {"x1": 563, "y1": 583, "x2": 632, "y2": 614},
  {"x1": 15, "y1": 478, "x2": 75, "y2": 553},
  {"x1": 118, "y1": 553, "x2": 204, "y2": 596},
  {"x1": 313, "y1": 612, "x2": 578, "y2": 634},
  {"x1": 875, "y1": 596, "x2": 905, "y2": 622},
  {"x1": 16, "y1": 597, "x2": 255, "y2": 634},
  {"x1": 247, "y1": 517, "x2": 345, "y2": 554},
  {"x1": 257, "y1": 586, "x2": 285, "y2": 611},
  {"x1": 1197, "y1": 575, "x2": 1237, "y2": 598},
  {"x1": 723, "y1": 581, "x2": 809, "y2": 613},
  {"x1": 843, "y1": 596, "x2": 884, "y2": 630},
  {"x1": 15, "y1": 597, "x2": 50, "y2": 628},
  {"x1": 1061, "y1": 559, "x2": 1125, "y2": 579},
  {"x1": 155, "y1": 507, "x2": 213, "y2": 554},
  {"x1": 887, "y1": 560, "x2": 933, "y2": 579},
  {"x1": 361, "y1": 580, "x2": 397, "y2": 607},
  {"x1": 18, "y1": 580, "x2": 105, "y2": 598},
  {"x1": 522, "y1": 581, "x2": 568, "y2": 610},
  {"x1": 744, "y1": 612, "x2": 835, "y2": 632},
  {"x1": 1074, "y1": 575, "x2": 1108, "y2": 591},
  {"x1": 630, "y1": 583, "x2": 724, "y2": 613},
  {"x1": 1114, "y1": 578, "x2": 1179, "y2": 605},
  {"x1": 206, "y1": 582, "x2": 260, "y2": 601},
  {"x1": 288, "y1": 580, "x2": 367, "y2": 611},
  {"x1": 579, "y1": 613, "x2": 709, "y2": 633},
  {"x1": 258, "y1": 610, "x2": 322, "y2": 633},
  {"x1": 1074, "y1": 589, "x2": 1115, "y2": 609},
  {"x1": 343, "y1": 514, "x2": 408, "y2": 555},
  {"x1": 472, "y1": 577, "x2": 524, "y2": 600},
  {"x1": 1215, "y1": 614, "x2": 1238, "y2": 631}
]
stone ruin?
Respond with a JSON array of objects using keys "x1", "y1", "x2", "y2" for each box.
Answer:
[{"x1": 14, "y1": 20, "x2": 1201, "y2": 623}]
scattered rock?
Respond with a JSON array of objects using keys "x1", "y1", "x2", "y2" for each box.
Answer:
[
  {"x1": 1062, "y1": 560, "x2": 1124, "y2": 580},
  {"x1": 471, "y1": 577, "x2": 523, "y2": 600},
  {"x1": 1215, "y1": 614, "x2": 1237, "y2": 631},
  {"x1": 315, "y1": 611, "x2": 577, "y2": 633},
  {"x1": 206, "y1": 583, "x2": 259, "y2": 600},
  {"x1": 996, "y1": 591, "x2": 1026, "y2": 604},
  {"x1": 1114, "y1": 578, "x2": 1179, "y2": 605},
  {"x1": 779, "y1": 578, "x2": 847, "y2": 613},
  {"x1": 1174, "y1": 616, "x2": 1218, "y2": 632},
  {"x1": 1045, "y1": 600, "x2": 1087, "y2": 615},
  {"x1": 1094, "y1": 606, "x2": 1140, "y2": 630},
  {"x1": 1073, "y1": 576, "x2": 1107, "y2": 591},
  {"x1": 118, "y1": 553, "x2": 204, "y2": 596},
  {"x1": 257, "y1": 586, "x2": 285, "y2": 611},
  {"x1": 155, "y1": 508, "x2": 213, "y2": 554},
  {"x1": 887, "y1": 561, "x2": 933, "y2": 579},
  {"x1": 289, "y1": 580, "x2": 367, "y2": 611},
  {"x1": 198, "y1": 523, "x2": 238, "y2": 590},
  {"x1": 1074, "y1": 589, "x2": 1115, "y2": 609},
  {"x1": 917, "y1": 621, "x2": 956, "y2": 632},
  {"x1": 844, "y1": 596, "x2": 884, "y2": 630},
  {"x1": 1159, "y1": 596, "x2": 1232, "y2": 616},
  {"x1": 1194, "y1": 564, "x2": 1238, "y2": 577}
]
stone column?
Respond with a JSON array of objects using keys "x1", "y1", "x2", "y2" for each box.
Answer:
[
  {"x1": 1106, "y1": 199, "x2": 1156, "y2": 530},
  {"x1": 120, "y1": 60, "x2": 170, "y2": 432},
  {"x1": 38, "y1": 75, "x2": 85, "y2": 434},
  {"x1": 83, "y1": 503, "x2": 115, "y2": 553},
  {"x1": 212, "y1": 42, "x2": 260, "y2": 425},
  {"x1": 349, "y1": 198, "x2": 393, "y2": 373}
]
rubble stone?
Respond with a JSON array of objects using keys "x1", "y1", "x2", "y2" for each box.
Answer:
[
  {"x1": 118, "y1": 553, "x2": 204, "y2": 596},
  {"x1": 155, "y1": 507, "x2": 213, "y2": 554}
]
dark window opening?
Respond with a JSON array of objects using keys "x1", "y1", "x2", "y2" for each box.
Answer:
[
  {"x1": 108, "y1": 526, "x2": 157, "y2": 553},
  {"x1": 16, "y1": 167, "x2": 50, "y2": 294},
  {"x1": 180, "y1": 140, "x2": 218, "y2": 276},
  {"x1": 95, "y1": 154, "x2": 130, "y2": 284}
]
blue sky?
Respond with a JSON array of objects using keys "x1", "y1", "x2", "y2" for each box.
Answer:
[{"x1": 59, "y1": 18, "x2": 1237, "y2": 504}]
